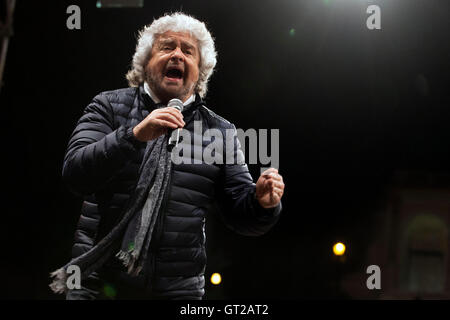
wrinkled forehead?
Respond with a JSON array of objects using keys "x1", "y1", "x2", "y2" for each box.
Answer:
[{"x1": 154, "y1": 30, "x2": 200, "y2": 50}]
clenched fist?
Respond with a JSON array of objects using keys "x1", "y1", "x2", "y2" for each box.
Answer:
[
  {"x1": 255, "y1": 168, "x2": 285, "y2": 209},
  {"x1": 133, "y1": 107, "x2": 185, "y2": 142}
]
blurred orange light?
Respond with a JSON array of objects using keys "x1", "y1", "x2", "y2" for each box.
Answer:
[
  {"x1": 210, "y1": 273, "x2": 222, "y2": 285},
  {"x1": 333, "y1": 242, "x2": 346, "y2": 256}
]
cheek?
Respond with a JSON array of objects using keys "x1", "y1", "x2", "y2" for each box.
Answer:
[
  {"x1": 189, "y1": 65, "x2": 200, "y2": 81},
  {"x1": 146, "y1": 57, "x2": 165, "y2": 75},
  {"x1": 145, "y1": 62, "x2": 155, "y2": 76},
  {"x1": 192, "y1": 71, "x2": 199, "y2": 82}
]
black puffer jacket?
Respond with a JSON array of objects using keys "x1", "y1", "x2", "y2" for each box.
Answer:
[{"x1": 62, "y1": 85, "x2": 281, "y2": 299}]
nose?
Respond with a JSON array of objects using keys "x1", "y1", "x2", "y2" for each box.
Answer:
[{"x1": 170, "y1": 47, "x2": 184, "y2": 63}]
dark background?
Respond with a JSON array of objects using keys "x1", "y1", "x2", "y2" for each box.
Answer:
[{"x1": 0, "y1": 0, "x2": 449, "y2": 299}]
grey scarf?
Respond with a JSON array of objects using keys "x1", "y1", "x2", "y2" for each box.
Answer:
[{"x1": 49, "y1": 133, "x2": 172, "y2": 294}]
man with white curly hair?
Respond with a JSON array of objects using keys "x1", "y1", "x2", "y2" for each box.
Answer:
[{"x1": 53, "y1": 12, "x2": 284, "y2": 300}]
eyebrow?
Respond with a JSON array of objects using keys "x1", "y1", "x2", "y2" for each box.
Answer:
[{"x1": 158, "y1": 37, "x2": 197, "y2": 50}]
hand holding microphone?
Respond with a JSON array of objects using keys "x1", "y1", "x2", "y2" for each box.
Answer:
[
  {"x1": 132, "y1": 98, "x2": 185, "y2": 144},
  {"x1": 167, "y1": 99, "x2": 184, "y2": 151}
]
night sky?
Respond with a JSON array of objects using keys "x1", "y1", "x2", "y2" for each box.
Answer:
[{"x1": 1, "y1": 0, "x2": 449, "y2": 299}]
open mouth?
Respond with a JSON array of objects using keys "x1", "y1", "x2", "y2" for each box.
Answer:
[{"x1": 164, "y1": 66, "x2": 184, "y2": 82}]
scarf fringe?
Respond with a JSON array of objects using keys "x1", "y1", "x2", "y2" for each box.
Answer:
[
  {"x1": 116, "y1": 250, "x2": 143, "y2": 276},
  {"x1": 49, "y1": 268, "x2": 68, "y2": 294},
  {"x1": 116, "y1": 250, "x2": 132, "y2": 267}
]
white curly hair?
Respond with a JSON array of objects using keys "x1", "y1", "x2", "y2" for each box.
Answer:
[{"x1": 126, "y1": 12, "x2": 217, "y2": 98}]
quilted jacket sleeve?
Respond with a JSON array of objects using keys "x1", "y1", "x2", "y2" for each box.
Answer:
[
  {"x1": 62, "y1": 92, "x2": 145, "y2": 195},
  {"x1": 216, "y1": 123, "x2": 281, "y2": 236}
]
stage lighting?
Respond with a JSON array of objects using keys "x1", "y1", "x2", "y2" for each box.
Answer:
[
  {"x1": 333, "y1": 242, "x2": 346, "y2": 256},
  {"x1": 210, "y1": 273, "x2": 222, "y2": 285},
  {"x1": 96, "y1": 0, "x2": 144, "y2": 8},
  {"x1": 103, "y1": 284, "x2": 117, "y2": 298}
]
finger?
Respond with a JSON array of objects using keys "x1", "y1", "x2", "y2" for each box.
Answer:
[
  {"x1": 272, "y1": 186, "x2": 283, "y2": 196},
  {"x1": 266, "y1": 179, "x2": 276, "y2": 191},
  {"x1": 262, "y1": 173, "x2": 282, "y2": 183},
  {"x1": 273, "y1": 188, "x2": 283, "y2": 199},
  {"x1": 164, "y1": 108, "x2": 184, "y2": 122},
  {"x1": 264, "y1": 184, "x2": 282, "y2": 200},
  {"x1": 157, "y1": 113, "x2": 185, "y2": 128},
  {"x1": 270, "y1": 191, "x2": 281, "y2": 204},
  {"x1": 268, "y1": 183, "x2": 282, "y2": 193},
  {"x1": 155, "y1": 119, "x2": 178, "y2": 129},
  {"x1": 158, "y1": 110, "x2": 185, "y2": 127},
  {"x1": 161, "y1": 108, "x2": 184, "y2": 124},
  {"x1": 154, "y1": 108, "x2": 183, "y2": 124},
  {"x1": 263, "y1": 179, "x2": 272, "y2": 192},
  {"x1": 267, "y1": 180, "x2": 284, "y2": 193},
  {"x1": 270, "y1": 181, "x2": 284, "y2": 190},
  {"x1": 264, "y1": 174, "x2": 283, "y2": 183},
  {"x1": 263, "y1": 177, "x2": 284, "y2": 192},
  {"x1": 261, "y1": 168, "x2": 278, "y2": 177}
]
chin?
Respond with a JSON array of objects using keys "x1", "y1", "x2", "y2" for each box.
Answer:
[
  {"x1": 162, "y1": 87, "x2": 188, "y2": 99},
  {"x1": 164, "y1": 89, "x2": 183, "y2": 99}
]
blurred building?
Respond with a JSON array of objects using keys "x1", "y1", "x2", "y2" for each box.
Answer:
[{"x1": 342, "y1": 171, "x2": 450, "y2": 299}]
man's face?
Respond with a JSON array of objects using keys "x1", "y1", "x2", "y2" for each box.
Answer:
[{"x1": 145, "y1": 31, "x2": 201, "y2": 103}]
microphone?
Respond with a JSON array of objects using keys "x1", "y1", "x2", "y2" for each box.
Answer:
[{"x1": 167, "y1": 98, "x2": 184, "y2": 151}]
